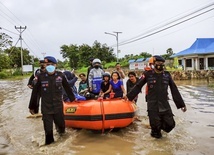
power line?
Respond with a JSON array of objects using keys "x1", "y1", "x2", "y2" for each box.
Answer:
[
  {"x1": 0, "y1": 1, "x2": 26, "y2": 26},
  {"x1": 112, "y1": 2, "x2": 214, "y2": 47},
  {"x1": 0, "y1": 27, "x2": 19, "y2": 35},
  {"x1": 0, "y1": 2, "x2": 45, "y2": 57}
]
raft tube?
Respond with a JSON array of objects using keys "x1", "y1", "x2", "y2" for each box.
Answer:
[{"x1": 63, "y1": 98, "x2": 137, "y2": 131}]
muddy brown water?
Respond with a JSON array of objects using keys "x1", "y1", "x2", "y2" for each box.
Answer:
[{"x1": 0, "y1": 78, "x2": 213, "y2": 155}]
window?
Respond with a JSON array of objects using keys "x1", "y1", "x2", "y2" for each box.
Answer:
[
  {"x1": 186, "y1": 59, "x2": 192, "y2": 67},
  {"x1": 208, "y1": 57, "x2": 214, "y2": 67},
  {"x1": 178, "y1": 60, "x2": 182, "y2": 65}
]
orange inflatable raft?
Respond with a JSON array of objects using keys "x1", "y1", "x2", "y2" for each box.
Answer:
[{"x1": 63, "y1": 98, "x2": 137, "y2": 132}]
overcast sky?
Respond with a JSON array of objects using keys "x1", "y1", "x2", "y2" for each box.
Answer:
[{"x1": 1, "y1": 0, "x2": 214, "y2": 60}]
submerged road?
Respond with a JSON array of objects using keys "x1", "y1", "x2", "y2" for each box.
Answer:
[{"x1": 0, "y1": 78, "x2": 213, "y2": 155}]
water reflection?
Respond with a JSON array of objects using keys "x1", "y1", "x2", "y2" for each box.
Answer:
[{"x1": 0, "y1": 78, "x2": 213, "y2": 155}]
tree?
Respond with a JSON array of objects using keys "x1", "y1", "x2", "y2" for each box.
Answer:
[
  {"x1": 60, "y1": 44, "x2": 79, "y2": 69},
  {"x1": 0, "y1": 53, "x2": 11, "y2": 71},
  {"x1": 60, "y1": 41, "x2": 116, "y2": 69},
  {"x1": 4, "y1": 46, "x2": 33, "y2": 67},
  {"x1": 0, "y1": 33, "x2": 12, "y2": 50},
  {"x1": 166, "y1": 48, "x2": 173, "y2": 55},
  {"x1": 139, "y1": 52, "x2": 152, "y2": 58}
]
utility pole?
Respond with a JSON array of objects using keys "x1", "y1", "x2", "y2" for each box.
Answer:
[
  {"x1": 15, "y1": 26, "x2": 27, "y2": 75},
  {"x1": 105, "y1": 31, "x2": 122, "y2": 62}
]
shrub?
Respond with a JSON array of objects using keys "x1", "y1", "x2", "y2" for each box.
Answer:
[{"x1": 0, "y1": 72, "x2": 8, "y2": 79}]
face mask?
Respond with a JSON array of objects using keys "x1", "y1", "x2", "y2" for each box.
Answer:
[
  {"x1": 46, "y1": 65, "x2": 56, "y2": 73},
  {"x1": 155, "y1": 64, "x2": 164, "y2": 71},
  {"x1": 94, "y1": 65, "x2": 99, "y2": 69},
  {"x1": 151, "y1": 65, "x2": 154, "y2": 69}
]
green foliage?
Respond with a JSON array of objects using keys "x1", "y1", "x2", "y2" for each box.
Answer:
[
  {"x1": 0, "y1": 53, "x2": 11, "y2": 71},
  {"x1": 12, "y1": 68, "x2": 23, "y2": 76},
  {"x1": 60, "y1": 40, "x2": 116, "y2": 69},
  {"x1": 4, "y1": 46, "x2": 34, "y2": 67},
  {"x1": 0, "y1": 72, "x2": 8, "y2": 79}
]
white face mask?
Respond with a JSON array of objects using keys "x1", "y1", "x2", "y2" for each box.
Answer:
[{"x1": 151, "y1": 65, "x2": 154, "y2": 69}]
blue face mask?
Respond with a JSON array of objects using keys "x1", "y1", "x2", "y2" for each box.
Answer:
[{"x1": 46, "y1": 65, "x2": 55, "y2": 73}]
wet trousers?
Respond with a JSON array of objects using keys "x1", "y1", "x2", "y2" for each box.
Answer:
[
  {"x1": 148, "y1": 110, "x2": 175, "y2": 135},
  {"x1": 42, "y1": 111, "x2": 65, "y2": 144},
  {"x1": 34, "y1": 94, "x2": 40, "y2": 114}
]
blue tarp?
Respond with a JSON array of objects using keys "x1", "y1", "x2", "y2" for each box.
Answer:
[{"x1": 172, "y1": 38, "x2": 214, "y2": 58}]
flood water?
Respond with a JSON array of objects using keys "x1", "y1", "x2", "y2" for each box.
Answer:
[{"x1": 0, "y1": 78, "x2": 213, "y2": 155}]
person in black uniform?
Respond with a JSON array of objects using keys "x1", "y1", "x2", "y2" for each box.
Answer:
[
  {"x1": 28, "y1": 56, "x2": 75, "y2": 145},
  {"x1": 125, "y1": 55, "x2": 187, "y2": 138},
  {"x1": 27, "y1": 60, "x2": 46, "y2": 114}
]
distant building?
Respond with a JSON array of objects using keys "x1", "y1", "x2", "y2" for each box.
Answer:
[
  {"x1": 128, "y1": 58, "x2": 150, "y2": 70},
  {"x1": 171, "y1": 38, "x2": 214, "y2": 70}
]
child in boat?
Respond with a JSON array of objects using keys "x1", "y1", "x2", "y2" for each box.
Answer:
[
  {"x1": 109, "y1": 71, "x2": 126, "y2": 98},
  {"x1": 99, "y1": 72, "x2": 111, "y2": 99}
]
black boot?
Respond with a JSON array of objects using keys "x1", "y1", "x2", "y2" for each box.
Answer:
[
  {"x1": 45, "y1": 133, "x2": 54, "y2": 145},
  {"x1": 151, "y1": 130, "x2": 162, "y2": 139}
]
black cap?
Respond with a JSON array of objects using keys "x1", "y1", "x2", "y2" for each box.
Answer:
[
  {"x1": 153, "y1": 55, "x2": 165, "y2": 62},
  {"x1": 39, "y1": 60, "x2": 45, "y2": 63}
]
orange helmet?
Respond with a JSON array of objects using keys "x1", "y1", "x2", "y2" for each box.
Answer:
[{"x1": 149, "y1": 57, "x2": 154, "y2": 64}]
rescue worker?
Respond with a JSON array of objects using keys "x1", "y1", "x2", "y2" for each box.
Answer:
[
  {"x1": 27, "y1": 60, "x2": 46, "y2": 89},
  {"x1": 27, "y1": 60, "x2": 46, "y2": 114},
  {"x1": 125, "y1": 55, "x2": 187, "y2": 138},
  {"x1": 144, "y1": 56, "x2": 154, "y2": 102},
  {"x1": 88, "y1": 58, "x2": 104, "y2": 97},
  {"x1": 28, "y1": 56, "x2": 75, "y2": 145}
]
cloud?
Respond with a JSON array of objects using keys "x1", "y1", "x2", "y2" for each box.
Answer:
[{"x1": 1, "y1": 0, "x2": 213, "y2": 60}]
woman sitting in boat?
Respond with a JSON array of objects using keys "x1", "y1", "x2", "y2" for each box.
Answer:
[
  {"x1": 99, "y1": 72, "x2": 111, "y2": 99},
  {"x1": 109, "y1": 71, "x2": 126, "y2": 98},
  {"x1": 88, "y1": 58, "x2": 104, "y2": 98}
]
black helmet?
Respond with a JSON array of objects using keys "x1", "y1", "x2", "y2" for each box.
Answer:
[
  {"x1": 103, "y1": 72, "x2": 110, "y2": 80},
  {"x1": 153, "y1": 55, "x2": 165, "y2": 62}
]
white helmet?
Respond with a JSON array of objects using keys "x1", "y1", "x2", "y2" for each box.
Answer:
[{"x1": 92, "y1": 58, "x2": 101, "y2": 65}]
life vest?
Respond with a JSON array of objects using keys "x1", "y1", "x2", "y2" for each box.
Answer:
[{"x1": 92, "y1": 77, "x2": 102, "y2": 94}]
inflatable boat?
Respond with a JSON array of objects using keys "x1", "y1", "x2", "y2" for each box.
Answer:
[{"x1": 63, "y1": 98, "x2": 137, "y2": 132}]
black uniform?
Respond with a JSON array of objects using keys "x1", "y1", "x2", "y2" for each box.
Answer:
[
  {"x1": 27, "y1": 69, "x2": 44, "y2": 113},
  {"x1": 127, "y1": 70, "x2": 185, "y2": 138},
  {"x1": 29, "y1": 71, "x2": 75, "y2": 144}
]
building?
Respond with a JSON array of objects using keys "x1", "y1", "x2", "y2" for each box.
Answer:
[
  {"x1": 171, "y1": 38, "x2": 214, "y2": 70},
  {"x1": 128, "y1": 58, "x2": 150, "y2": 70}
]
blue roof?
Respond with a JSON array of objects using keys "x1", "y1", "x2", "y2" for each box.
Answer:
[
  {"x1": 144, "y1": 58, "x2": 150, "y2": 62},
  {"x1": 128, "y1": 59, "x2": 135, "y2": 63},
  {"x1": 172, "y1": 38, "x2": 214, "y2": 58},
  {"x1": 135, "y1": 58, "x2": 145, "y2": 62}
]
